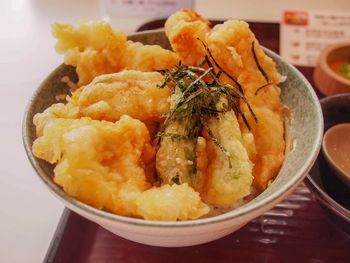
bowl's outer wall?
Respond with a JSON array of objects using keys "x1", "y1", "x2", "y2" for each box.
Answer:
[{"x1": 23, "y1": 30, "x2": 323, "y2": 246}]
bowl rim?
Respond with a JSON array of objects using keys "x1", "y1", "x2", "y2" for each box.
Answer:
[
  {"x1": 23, "y1": 30, "x2": 323, "y2": 228},
  {"x1": 319, "y1": 42, "x2": 350, "y2": 86}
]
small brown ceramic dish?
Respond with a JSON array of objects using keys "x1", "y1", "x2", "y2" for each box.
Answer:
[
  {"x1": 322, "y1": 123, "x2": 350, "y2": 187},
  {"x1": 314, "y1": 42, "x2": 350, "y2": 96},
  {"x1": 305, "y1": 93, "x2": 350, "y2": 233}
]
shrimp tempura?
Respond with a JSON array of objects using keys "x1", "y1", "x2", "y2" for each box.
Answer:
[
  {"x1": 32, "y1": 115, "x2": 208, "y2": 220},
  {"x1": 53, "y1": 21, "x2": 180, "y2": 86},
  {"x1": 165, "y1": 9, "x2": 285, "y2": 190}
]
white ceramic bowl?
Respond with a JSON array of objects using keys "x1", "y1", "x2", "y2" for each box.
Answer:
[{"x1": 23, "y1": 30, "x2": 323, "y2": 247}]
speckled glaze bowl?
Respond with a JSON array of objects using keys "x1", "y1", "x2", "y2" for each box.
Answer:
[{"x1": 23, "y1": 30, "x2": 323, "y2": 247}]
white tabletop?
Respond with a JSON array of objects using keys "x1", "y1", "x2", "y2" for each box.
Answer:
[
  {"x1": 1, "y1": 1, "x2": 349, "y2": 262},
  {"x1": 0, "y1": 1, "x2": 171, "y2": 261},
  {"x1": 0, "y1": 1, "x2": 100, "y2": 262}
]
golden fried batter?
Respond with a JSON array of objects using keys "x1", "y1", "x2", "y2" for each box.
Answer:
[
  {"x1": 204, "y1": 98, "x2": 253, "y2": 206},
  {"x1": 156, "y1": 89, "x2": 198, "y2": 188},
  {"x1": 32, "y1": 115, "x2": 208, "y2": 220},
  {"x1": 33, "y1": 102, "x2": 79, "y2": 137},
  {"x1": 32, "y1": 12, "x2": 288, "y2": 221},
  {"x1": 136, "y1": 183, "x2": 209, "y2": 221},
  {"x1": 122, "y1": 41, "x2": 180, "y2": 72},
  {"x1": 165, "y1": 9, "x2": 210, "y2": 66},
  {"x1": 208, "y1": 21, "x2": 284, "y2": 189},
  {"x1": 53, "y1": 21, "x2": 179, "y2": 86},
  {"x1": 77, "y1": 70, "x2": 170, "y2": 122},
  {"x1": 165, "y1": 9, "x2": 285, "y2": 190},
  {"x1": 156, "y1": 87, "x2": 207, "y2": 194}
]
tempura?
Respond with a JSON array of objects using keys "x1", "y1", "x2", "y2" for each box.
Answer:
[
  {"x1": 32, "y1": 10, "x2": 286, "y2": 221},
  {"x1": 165, "y1": 9, "x2": 285, "y2": 190},
  {"x1": 53, "y1": 21, "x2": 179, "y2": 86}
]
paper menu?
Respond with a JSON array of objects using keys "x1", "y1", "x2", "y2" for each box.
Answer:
[{"x1": 280, "y1": 10, "x2": 350, "y2": 67}]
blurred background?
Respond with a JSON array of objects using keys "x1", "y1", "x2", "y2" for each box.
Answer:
[{"x1": 1, "y1": 1, "x2": 349, "y2": 262}]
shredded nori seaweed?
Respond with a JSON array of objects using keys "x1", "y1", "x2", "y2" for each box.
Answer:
[{"x1": 157, "y1": 40, "x2": 258, "y2": 169}]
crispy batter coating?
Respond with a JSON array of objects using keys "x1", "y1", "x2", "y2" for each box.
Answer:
[
  {"x1": 53, "y1": 21, "x2": 179, "y2": 86},
  {"x1": 136, "y1": 183, "x2": 209, "y2": 221},
  {"x1": 195, "y1": 137, "x2": 208, "y2": 194},
  {"x1": 32, "y1": 115, "x2": 208, "y2": 220},
  {"x1": 77, "y1": 70, "x2": 170, "y2": 122},
  {"x1": 156, "y1": 120, "x2": 197, "y2": 186},
  {"x1": 156, "y1": 89, "x2": 198, "y2": 188},
  {"x1": 204, "y1": 98, "x2": 253, "y2": 206},
  {"x1": 122, "y1": 41, "x2": 179, "y2": 72},
  {"x1": 156, "y1": 134, "x2": 208, "y2": 194},
  {"x1": 32, "y1": 12, "x2": 288, "y2": 221},
  {"x1": 208, "y1": 21, "x2": 284, "y2": 189},
  {"x1": 156, "y1": 89, "x2": 207, "y2": 193},
  {"x1": 33, "y1": 102, "x2": 79, "y2": 137},
  {"x1": 52, "y1": 21, "x2": 126, "y2": 86},
  {"x1": 165, "y1": 9, "x2": 211, "y2": 66},
  {"x1": 240, "y1": 107, "x2": 285, "y2": 189},
  {"x1": 165, "y1": 10, "x2": 285, "y2": 190}
]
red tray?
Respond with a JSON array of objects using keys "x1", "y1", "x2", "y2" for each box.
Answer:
[
  {"x1": 45, "y1": 184, "x2": 350, "y2": 263},
  {"x1": 44, "y1": 21, "x2": 350, "y2": 263}
]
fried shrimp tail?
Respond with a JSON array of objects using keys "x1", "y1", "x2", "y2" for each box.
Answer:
[{"x1": 165, "y1": 9, "x2": 211, "y2": 66}]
